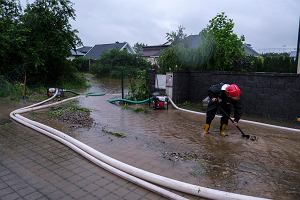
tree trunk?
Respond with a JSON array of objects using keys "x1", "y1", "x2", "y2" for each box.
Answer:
[{"x1": 23, "y1": 71, "x2": 27, "y2": 99}]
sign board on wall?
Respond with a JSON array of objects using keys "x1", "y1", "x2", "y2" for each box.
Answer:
[
  {"x1": 166, "y1": 73, "x2": 173, "y2": 87},
  {"x1": 155, "y1": 75, "x2": 166, "y2": 89}
]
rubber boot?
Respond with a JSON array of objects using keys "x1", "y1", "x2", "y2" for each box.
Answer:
[
  {"x1": 203, "y1": 124, "x2": 210, "y2": 135},
  {"x1": 220, "y1": 124, "x2": 227, "y2": 137}
]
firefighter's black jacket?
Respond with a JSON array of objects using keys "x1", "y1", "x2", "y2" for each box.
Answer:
[{"x1": 207, "y1": 83, "x2": 242, "y2": 122}]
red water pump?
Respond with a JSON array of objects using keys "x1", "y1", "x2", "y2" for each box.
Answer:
[{"x1": 153, "y1": 96, "x2": 168, "y2": 109}]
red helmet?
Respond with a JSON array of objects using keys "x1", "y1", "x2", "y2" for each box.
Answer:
[{"x1": 225, "y1": 84, "x2": 240, "y2": 97}]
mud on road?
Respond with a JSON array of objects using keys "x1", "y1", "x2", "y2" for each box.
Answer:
[
  {"x1": 2, "y1": 76, "x2": 300, "y2": 200},
  {"x1": 64, "y1": 76, "x2": 300, "y2": 199}
]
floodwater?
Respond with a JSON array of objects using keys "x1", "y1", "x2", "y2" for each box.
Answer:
[
  {"x1": 74, "y1": 76, "x2": 300, "y2": 199},
  {"x1": 2, "y1": 76, "x2": 300, "y2": 200}
]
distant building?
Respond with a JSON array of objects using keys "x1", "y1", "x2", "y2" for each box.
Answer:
[
  {"x1": 68, "y1": 46, "x2": 92, "y2": 60},
  {"x1": 243, "y1": 44, "x2": 260, "y2": 56},
  {"x1": 182, "y1": 34, "x2": 259, "y2": 56},
  {"x1": 77, "y1": 46, "x2": 92, "y2": 54},
  {"x1": 84, "y1": 42, "x2": 134, "y2": 60},
  {"x1": 256, "y1": 47, "x2": 296, "y2": 54},
  {"x1": 141, "y1": 45, "x2": 169, "y2": 65},
  {"x1": 68, "y1": 49, "x2": 85, "y2": 61},
  {"x1": 290, "y1": 50, "x2": 297, "y2": 60}
]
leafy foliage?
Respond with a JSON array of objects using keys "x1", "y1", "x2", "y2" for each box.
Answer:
[
  {"x1": 159, "y1": 13, "x2": 245, "y2": 73},
  {"x1": 91, "y1": 49, "x2": 151, "y2": 78},
  {"x1": 237, "y1": 54, "x2": 296, "y2": 73},
  {"x1": 127, "y1": 70, "x2": 150, "y2": 100},
  {"x1": 91, "y1": 49, "x2": 151, "y2": 100},
  {"x1": 0, "y1": 75, "x2": 22, "y2": 98},
  {"x1": 71, "y1": 57, "x2": 90, "y2": 72},
  {"x1": 202, "y1": 12, "x2": 245, "y2": 71},
  {"x1": 260, "y1": 53, "x2": 296, "y2": 73},
  {"x1": 158, "y1": 33, "x2": 215, "y2": 73},
  {"x1": 157, "y1": 45, "x2": 182, "y2": 73},
  {"x1": 0, "y1": 0, "x2": 82, "y2": 88},
  {"x1": 166, "y1": 25, "x2": 187, "y2": 45},
  {"x1": 21, "y1": 0, "x2": 81, "y2": 84},
  {"x1": 0, "y1": 0, "x2": 25, "y2": 81},
  {"x1": 133, "y1": 42, "x2": 147, "y2": 55}
]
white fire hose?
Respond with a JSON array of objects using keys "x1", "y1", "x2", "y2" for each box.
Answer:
[
  {"x1": 10, "y1": 90, "x2": 270, "y2": 200},
  {"x1": 168, "y1": 97, "x2": 300, "y2": 133}
]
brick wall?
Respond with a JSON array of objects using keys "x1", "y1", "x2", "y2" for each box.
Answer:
[{"x1": 173, "y1": 71, "x2": 300, "y2": 121}]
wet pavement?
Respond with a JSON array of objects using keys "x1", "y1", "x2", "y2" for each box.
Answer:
[
  {"x1": 1, "y1": 75, "x2": 300, "y2": 199},
  {"x1": 0, "y1": 100, "x2": 167, "y2": 200}
]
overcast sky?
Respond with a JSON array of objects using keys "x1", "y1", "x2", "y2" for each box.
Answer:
[{"x1": 21, "y1": 0, "x2": 299, "y2": 51}]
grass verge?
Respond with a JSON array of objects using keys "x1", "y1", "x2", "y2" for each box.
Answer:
[
  {"x1": 48, "y1": 101, "x2": 93, "y2": 128},
  {"x1": 0, "y1": 73, "x2": 89, "y2": 102}
]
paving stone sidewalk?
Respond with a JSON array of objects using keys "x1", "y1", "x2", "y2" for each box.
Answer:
[{"x1": 0, "y1": 121, "x2": 167, "y2": 200}]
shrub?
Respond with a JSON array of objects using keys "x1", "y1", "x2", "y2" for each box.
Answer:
[
  {"x1": 91, "y1": 49, "x2": 151, "y2": 78},
  {"x1": 0, "y1": 76, "x2": 24, "y2": 99},
  {"x1": 127, "y1": 70, "x2": 150, "y2": 100},
  {"x1": 71, "y1": 57, "x2": 90, "y2": 72}
]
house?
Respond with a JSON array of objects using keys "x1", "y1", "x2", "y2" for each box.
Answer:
[
  {"x1": 141, "y1": 45, "x2": 169, "y2": 65},
  {"x1": 182, "y1": 34, "x2": 259, "y2": 56},
  {"x1": 84, "y1": 42, "x2": 135, "y2": 60},
  {"x1": 67, "y1": 46, "x2": 92, "y2": 60},
  {"x1": 243, "y1": 44, "x2": 260, "y2": 56},
  {"x1": 77, "y1": 46, "x2": 92, "y2": 54},
  {"x1": 68, "y1": 49, "x2": 85, "y2": 60},
  {"x1": 290, "y1": 50, "x2": 297, "y2": 60}
]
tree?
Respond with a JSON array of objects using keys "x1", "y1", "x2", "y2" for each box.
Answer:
[
  {"x1": 21, "y1": 0, "x2": 81, "y2": 84},
  {"x1": 157, "y1": 45, "x2": 183, "y2": 73},
  {"x1": 133, "y1": 42, "x2": 147, "y2": 55},
  {"x1": 166, "y1": 25, "x2": 187, "y2": 45},
  {"x1": 91, "y1": 49, "x2": 151, "y2": 77},
  {"x1": 202, "y1": 12, "x2": 245, "y2": 71},
  {"x1": 0, "y1": 0, "x2": 25, "y2": 81}
]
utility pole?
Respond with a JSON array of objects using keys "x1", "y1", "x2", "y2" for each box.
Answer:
[
  {"x1": 121, "y1": 66, "x2": 124, "y2": 99},
  {"x1": 297, "y1": 17, "x2": 300, "y2": 74}
]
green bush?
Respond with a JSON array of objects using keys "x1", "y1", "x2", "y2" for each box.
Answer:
[
  {"x1": 71, "y1": 57, "x2": 90, "y2": 72},
  {"x1": 91, "y1": 49, "x2": 151, "y2": 78},
  {"x1": 237, "y1": 54, "x2": 296, "y2": 73},
  {"x1": 127, "y1": 70, "x2": 150, "y2": 100},
  {"x1": 260, "y1": 53, "x2": 296, "y2": 73},
  {"x1": 58, "y1": 72, "x2": 89, "y2": 90},
  {"x1": 0, "y1": 76, "x2": 14, "y2": 97},
  {"x1": 0, "y1": 76, "x2": 24, "y2": 99}
]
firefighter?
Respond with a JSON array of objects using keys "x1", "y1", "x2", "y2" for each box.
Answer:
[{"x1": 203, "y1": 83, "x2": 242, "y2": 136}]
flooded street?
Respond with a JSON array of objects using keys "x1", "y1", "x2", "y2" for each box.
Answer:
[
  {"x1": 1, "y1": 75, "x2": 300, "y2": 199},
  {"x1": 72, "y1": 76, "x2": 300, "y2": 199}
]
